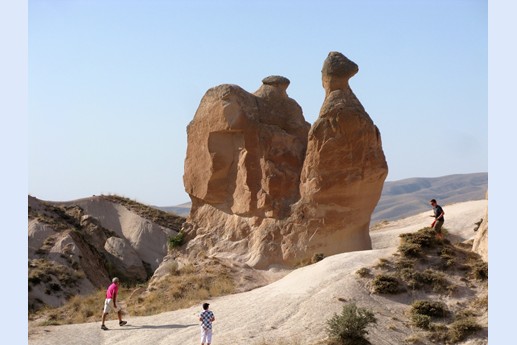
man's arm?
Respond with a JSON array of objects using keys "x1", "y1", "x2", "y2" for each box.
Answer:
[{"x1": 113, "y1": 292, "x2": 117, "y2": 308}]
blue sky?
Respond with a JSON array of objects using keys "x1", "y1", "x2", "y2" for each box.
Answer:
[{"x1": 28, "y1": 0, "x2": 487, "y2": 206}]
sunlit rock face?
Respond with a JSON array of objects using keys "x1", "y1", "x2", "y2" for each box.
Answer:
[{"x1": 182, "y1": 52, "x2": 388, "y2": 268}]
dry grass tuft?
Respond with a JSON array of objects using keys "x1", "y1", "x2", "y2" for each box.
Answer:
[{"x1": 31, "y1": 262, "x2": 235, "y2": 325}]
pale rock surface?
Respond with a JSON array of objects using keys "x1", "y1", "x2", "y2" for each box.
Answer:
[
  {"x1": 104, "y1": 237, "x2": 147, "y2": 281},
  {"x1": 71, "y1": 197, "x2": 176, "y2": 270},
  {"x1": 28, "y1": 219, "x2": 56, "y2": 256},
  {"x1": 472, "y1": 192, "x2": 488, "y2": 261}
]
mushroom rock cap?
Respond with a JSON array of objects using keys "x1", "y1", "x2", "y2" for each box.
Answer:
[
  {"x1": 262, "y1": 75, "x2": 290, "y2": 86},
  {"x1": 322, "y1": 52, "x2": 359, "y2": 80}
]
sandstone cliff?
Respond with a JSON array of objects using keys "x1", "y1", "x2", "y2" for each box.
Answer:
[{"x1": 182, "y1": 52, "x2": 388, "y2": 268}]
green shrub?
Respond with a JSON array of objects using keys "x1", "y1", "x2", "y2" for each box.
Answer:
[
  {"x1": 411, "y1": 300, "x2": 448, "y2": 318},
  {"x1": 372, "y1": 274, "x2": 402, "y2": 294},
  {"x1": 398, "y1": 242, "x2": 423, "y2": 257},
  {"x1": 168, "y1": 231, "x2": 185, "y2": 249},
  {"x1": 411, "y1": 314, "x2": 432, "y2": 329},
  {"x1": 326, "y1": 303, "x2": 377, "y2": 344},
  {"x1": 400, "y1": 268, "x2": 449, "y2": 292},
  {"x1": 410, "y1": 300, "x2": 448, "y2": 329},
  {"x1": 447, "y1": 317, "x2": 481, "y2": 343},
  {"x1": 399, "y1": 228, "x2": 437, "y2": 248},
  {"x1": 395, "y1": 257, "x2": 416, "y2": 269}
]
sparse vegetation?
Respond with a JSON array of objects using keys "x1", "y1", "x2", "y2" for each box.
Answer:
[
  {"x1": 471, "y1": 293, "x2": 488, "y2": 311},
  {"x1": 312, "y1": 253, "x2": 325, "y2": 263},
  {"x1": 399, "y1": 268, "x2": 450, "y2": 292},
  {"x1": 130, "y1": 263, "x2": 234, "y2": 316},
  {"x1": 371, "y1": 274, "x2": 403, "y2": 294},
  {"x1": 352, "y1": 226, "x2": 487, "y2": 344},
  {"x1": 399, "y1": 228, "x2": 437, "y2": 248},
  {"x1": 447, "y1": 317, "x2": 482, "y2": 342},
  {"x1": 470, "y1": 261, "x2": 488, "y2": 281},
  {"x1": 355, "y1": 267, "x2": 370, "y2": 278},
  {"x1": 31, "y1": 262, "x2": 235, "y2": 325},
  {"x1": 102, "y1": 194, "x2": 185, "y2": 232},
  {"x1": 374, "y1": 258, "x2": 392, "y2": 269},
  {"x1": 326, "y1": 303, "x2": 377, "y2": 345},
  {"x1": 409, "y1": 300, "x2": 448, "y2": 330},
  {"x1": 398, "y1": 242, "x2": 424, "y2": 258},
  {"x1": 28, "y1": 259, "x2": 83, "y2": 289},
  {"x1": 168, "y1": 231, "x2": 186, "y2": 250}
]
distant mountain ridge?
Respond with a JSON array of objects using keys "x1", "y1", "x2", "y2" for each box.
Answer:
[{"x1": 161, "y1": 173, "x2": 488, "y2": 223}]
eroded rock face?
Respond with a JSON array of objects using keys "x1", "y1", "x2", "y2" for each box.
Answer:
[
  {"x1": 472, "y1": 192, "x2": 488, "y2": 262},
  {"x1": 104, "y1": 237, "x2": 147, "y2": 281},
  {"x1": 285, "y1": 51, "x2": 388, "y2": 261},
  {"x1": 183, "y1": 76, "x2": 310, "y2": 219},
  {"x1": 182, "y1": 52, "x2": 388, "y2": 268}
]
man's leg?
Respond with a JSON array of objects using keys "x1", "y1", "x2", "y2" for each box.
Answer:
[
  {"x1": 101, "y1": 312, "x2": 109, "y2": 330},
  {"x1": 206, "y1": 329, "x2": 212, "y2": 345},
  {"x1": 434, "y1": 221, "x2": 444, "y2": 239},
  {"x1": 201, "y1": 327, "x2": 206, "y2": 345}
]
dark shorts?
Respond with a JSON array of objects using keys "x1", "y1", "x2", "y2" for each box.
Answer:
[{"x1": 434, "y1": 220, "x2": 444, "y2": 233}]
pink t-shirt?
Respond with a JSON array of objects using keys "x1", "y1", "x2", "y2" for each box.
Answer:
[{"x1": 106, "y1": 283, "x2": 118, "y2": 299}]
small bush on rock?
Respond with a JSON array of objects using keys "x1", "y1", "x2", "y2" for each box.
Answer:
[
  {"x1": 410, "y1": 300, "x2": 448, "y2": 330},
  {"x1": 372, "y1": 274, "x2": 403, "y2": 294},
  {"x1": 447, "y1": 317, "x2": 482, "y2": 343},
  {"x1": 326, "y1": 302, "x2": 377, "y2": 345}
]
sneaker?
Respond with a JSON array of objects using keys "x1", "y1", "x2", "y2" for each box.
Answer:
[
  {"x1": 101, "y1": 325, "x2": 108, "y2": 331},
  {"x1": 119, "y1": 320, "x2": 127, "y2": 326}
]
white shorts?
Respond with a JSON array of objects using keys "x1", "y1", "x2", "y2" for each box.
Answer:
[
  {"x1": 200, "y1": 327, "x2": 213, "y2": 343},
  {"x1": 103, "y1": 299, "x2": 120, "y2": 314}
]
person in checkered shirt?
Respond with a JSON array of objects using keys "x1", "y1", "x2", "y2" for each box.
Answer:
[{"x1": 199, "y1": 302, "x2": 215, "y2": 345}]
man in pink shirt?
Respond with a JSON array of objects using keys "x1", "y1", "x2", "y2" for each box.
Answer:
[{"x1": 101, "y1": 277, "x2": 127, "y2": 330}]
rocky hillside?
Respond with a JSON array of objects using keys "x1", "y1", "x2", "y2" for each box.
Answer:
[
  {"x1": 28, "y1": 200, "x2": 488, "y2": 345},
  {"x1": 28, "y1": 195, "x2": 185, "y2": 312}
]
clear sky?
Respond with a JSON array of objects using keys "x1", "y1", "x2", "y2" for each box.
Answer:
[{"x1": 28, "y1": 0, "x2": 487, "y2": 206}]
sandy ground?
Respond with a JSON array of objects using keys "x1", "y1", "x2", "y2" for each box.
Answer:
[{"x1": 28, "y1": 200, "x2": 487, "y2": 345}]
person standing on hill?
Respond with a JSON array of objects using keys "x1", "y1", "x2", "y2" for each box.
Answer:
[
  {"x1": 199, "y1": 302, "x2": 215, "y2": 345},
  {"x1": 430, "y1": 199, "x2": 445, "y2": 239},
  {"x1": 101, "y1": 277, "x2": 127, "y2": 330}
]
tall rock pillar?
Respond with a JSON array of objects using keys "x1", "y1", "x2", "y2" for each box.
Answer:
[{"x1": 283, "y1": 52, "x2": 388, "y2": 262}]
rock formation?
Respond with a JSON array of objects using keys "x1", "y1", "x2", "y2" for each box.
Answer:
[
  {"x1": 284, "y1": 52, "x2": 388, "y2": 260},
  {"x1": 183, "y1": 76, "x2": 310, "y2": 219},
  {"x1": 28, "y1": 195, "x2": 183, "y2": 310},
  {"x1": 182, "y1": 52, "x2": 388, "y2": 268},
  {"x1": 472, "y1": 191, "x2": 488, "y2": 262}
]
